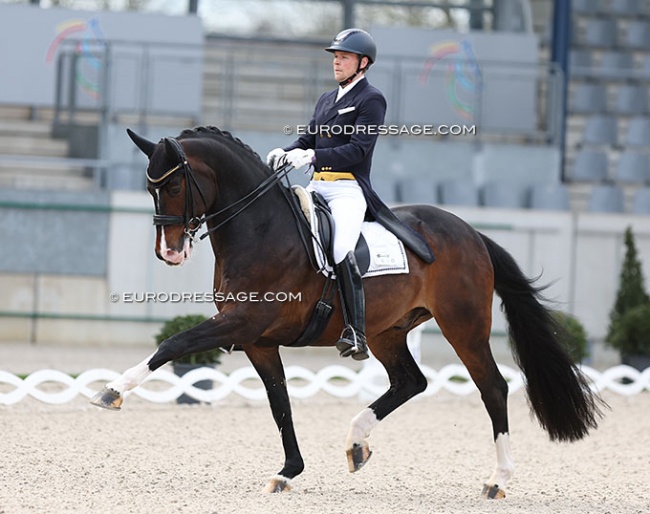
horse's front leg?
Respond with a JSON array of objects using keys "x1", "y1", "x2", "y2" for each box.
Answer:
[
  {"x1": 90, "y1": 350, "x2": 157, "y2": 410},
  {"x1": 244, "y1": 345, "x2": 304, "y2": 493},
  {"x1": 90, "y1": 312, "x2": 265, "y2": 410}
]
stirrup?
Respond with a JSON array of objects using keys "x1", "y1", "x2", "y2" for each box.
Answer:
[{"x1": 335, "y1": 327, "x2": 369, "y2": 360}]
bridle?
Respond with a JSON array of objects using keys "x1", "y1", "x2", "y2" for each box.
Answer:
[
  {"x1": 147, "y1": 137, "x2": 293, "y2": 242},
  {"x1": 147, "y1": 138, "x2": 207, "y2": 239}
]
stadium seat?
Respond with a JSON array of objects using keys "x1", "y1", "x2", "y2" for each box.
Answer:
[
  {"x1": 615, "y1": 152, "x2": 650, "y2": 183},
  {"x1": 572, "y1": 0, "x2": 604, "y2": 14},
  {"x1": 529, "y1": 183, "x2": 571, "y2": 211},
  {"x1": 572, "y1": 149, "x2": 609, "y2": 182},
  {"x1": 641, "y1": 55, "x2": 650, "y2": 80},
  {"x1": 614, "y1": 84, "x2": 649, "y2": 115},
  {"x1": 610, "y1": 0, "x2": 642, "y2": 16},
  {"x1": 583, "y1": 19, "x2": 618, "y2": 48},
  {"x1": 372, "y1": 175, "x2": 399, "y2": 204},
  {"x1": 632, "y1": 188, "x2": 650, "y2": 215},
  {"x1": 583, "y1": 115, "x2": 619, "y2": 146},
  {"x1": 569, "y1": 50, "x2": 595, "y2": 79},
  {"x1": 481, "y1": 181, "x2": 528, "y2": 209},
  {"x1": 398, "y1": 177, "x2": 438, "y2": 204},
  {"x1": 438, "y1": 180, "x2": 480, "y2": 207},
  {"x1": 622, "y1": 21, "x2": 650, "y2": 50},
  {"x1": 624, "y1": 117, "x2": 650, "y2": 148},
  {"x1": 587, "y1": 185, "x2": 625, "y2": 213},
  {"x1": 598, "y1": 51, "x2": 635, "y2": 80},
  {"x1": 571, "y1": 83, "x2": 608, "y2": 114}
]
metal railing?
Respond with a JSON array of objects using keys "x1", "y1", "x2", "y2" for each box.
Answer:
[
  {"x1": 9, "y1": 35, "x2": 563, "y2": 192},
  {"x1": 202, "y1": 38, "x2": 564, "y2": 145}
]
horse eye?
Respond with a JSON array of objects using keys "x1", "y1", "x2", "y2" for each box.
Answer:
[{"x1": 167, "y1": 178, "x2": 182, "y2": 196}]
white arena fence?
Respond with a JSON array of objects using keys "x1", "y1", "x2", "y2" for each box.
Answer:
[{"x1": 0, "y1": 363, "x2": 649, "y2": 406}]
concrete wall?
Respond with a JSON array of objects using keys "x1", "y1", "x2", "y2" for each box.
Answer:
[{"x1": 1, "y1": 190, "x2": 649, "y2": 350}]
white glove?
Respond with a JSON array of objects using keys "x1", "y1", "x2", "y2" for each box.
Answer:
[
  {"x1": 285, "y1": 148, "x2": 315, "y2": 172},
  {"x1": 266, "y1": 148, "x2": 286, "y2": 170}
]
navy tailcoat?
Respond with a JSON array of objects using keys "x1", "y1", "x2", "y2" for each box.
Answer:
[{"x1": 285, "y1": 78, "x2": 434, "y2": 263}]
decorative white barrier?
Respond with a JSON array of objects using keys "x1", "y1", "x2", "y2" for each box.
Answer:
[{"x1": 0, "y1": 364, "x2": 649, "y2": 406}]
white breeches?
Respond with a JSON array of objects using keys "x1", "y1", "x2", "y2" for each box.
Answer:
[{"x1": 307, "y1": 179, "x2": 367, "y2": 264}]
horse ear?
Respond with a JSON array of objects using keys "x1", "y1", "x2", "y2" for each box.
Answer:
[
  {"x1": 126, "y1": 128, "x2": 156, "y2": 158},
  {"x1": 163, "y1": 137, "x2": 185, "y2": 162}
]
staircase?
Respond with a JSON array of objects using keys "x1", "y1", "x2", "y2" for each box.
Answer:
[
  {"x1": 202, "y1": 36, "x2": 329, "y2": 132},
  {"x1": 0, "y1": 105, "x2": 96, "y2": 191}
]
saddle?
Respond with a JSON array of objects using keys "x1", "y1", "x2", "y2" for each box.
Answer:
[
  {"x1": 293, "y1": 185, "x2": 371, "y2": 275},
  {"x1": 285, "y1": 185, "x2": 409, "y2": 347}
]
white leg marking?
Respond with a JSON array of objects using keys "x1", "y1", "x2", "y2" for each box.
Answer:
[
  {"x1": 263, "y1": 474, "x2": 292, "y2": 493},
  {"x1": 486, "y1": 432, "x2": 515, "y2": 489},
  {"x1": 346, "y1": 408, "x2": 379, "y2": 449},
  {"x1": 106, "y1": 352, "x2": 156, "y2": 395}
]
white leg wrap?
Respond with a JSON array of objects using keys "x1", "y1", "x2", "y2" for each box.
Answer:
[
  {"x1": 346, "y1": 408, "x2": 379, "y2": 449},
  {"x1": 106, "y1": 352, "x2": 156, "y2": 394},
  {"x1": 487, "y1": 432, "x2": 515, "y2": 489}
]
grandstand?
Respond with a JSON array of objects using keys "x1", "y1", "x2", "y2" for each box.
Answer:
[
  {"x1": 564, "y1": 0, "x2": 650, "y2": 212},
  {"x1": 1, "y1": 1, "x2": 648, "y2": 209}
]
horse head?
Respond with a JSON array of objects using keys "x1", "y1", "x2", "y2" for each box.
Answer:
[{"x1": 127, "y1": 128, "x2": 214, "y2": 266}]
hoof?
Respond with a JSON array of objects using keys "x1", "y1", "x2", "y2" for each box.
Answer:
[
  {"x1": 346, "y1": 442, "x2": 372, "y2": 473},
  {"x1": 90, "y1": 387, "x2": 123, "y2": 411},
  {"x1": 262, "y1": 475, "x2": 292, "y2": 493},
  {"x1": 482, "y1": 484, "x2": 506, "y2": 499}
]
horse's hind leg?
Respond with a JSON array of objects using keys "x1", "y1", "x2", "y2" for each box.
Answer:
[
  {"x1": 345, "y1": 330, "x2": 427, "y2": 473},
  {"x1": 442, "y1": 321, "x2": 514, "y2": 499}
]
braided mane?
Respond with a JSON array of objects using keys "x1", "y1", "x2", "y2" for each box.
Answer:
[{"x1": 177, "y1": 126, "x2": 262, "y2": 161}]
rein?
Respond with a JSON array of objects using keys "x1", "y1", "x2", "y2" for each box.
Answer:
[
  {"x1": 198, "y1": 162, "x2": 294, "y2": 240},
  {"x1": 147, "y1": 137, "x2": 294, "y2": 241}
]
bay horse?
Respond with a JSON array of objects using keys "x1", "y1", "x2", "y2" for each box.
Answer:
[{"x1": 91, "y1": 126, "x2": 603, "y2": 498}]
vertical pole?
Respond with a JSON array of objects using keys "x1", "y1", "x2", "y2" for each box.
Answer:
[
  {"x1": 550, "y1": 0, "x2": 571, "y2": 181},
  {"x1": 343, "y1": 0, "x2": 354, "y2": 29},
  {"x1": 469, "y1": 0, "x2": 484, "y2": 31},
  {"x1": 188, "y1": 0, "x2": 199, "y2": 14},
  {"x1": 98, "y1": 42, "x2": 112, "y2": 189}
]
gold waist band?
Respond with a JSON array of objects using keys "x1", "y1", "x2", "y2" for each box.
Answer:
[{"x1": 312, "y1": 171, "x2": 356, "y2": 181}]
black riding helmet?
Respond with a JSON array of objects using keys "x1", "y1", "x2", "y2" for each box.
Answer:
[
  {"x1": 325, "y1": 28, "x2": 377, "y2": 64},
  {"x1": 326, "y1": 29, "x2": 377, "y2": 85}
]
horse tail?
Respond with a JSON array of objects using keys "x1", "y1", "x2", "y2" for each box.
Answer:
[{"x1": 479, "y1": 232, "x2": 603, "y2": 442}]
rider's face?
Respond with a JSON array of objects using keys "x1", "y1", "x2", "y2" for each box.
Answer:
[{"x1": 332, "y1": 51, "x2": 366, "y2": 83}]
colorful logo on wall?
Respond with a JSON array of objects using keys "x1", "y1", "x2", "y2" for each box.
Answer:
[
  {"x1": 419, "y1": 39, "x2": 483, "y2": 121},
  {"x1": 45, "y1": 18, "x2": 106, "y2": 99}
]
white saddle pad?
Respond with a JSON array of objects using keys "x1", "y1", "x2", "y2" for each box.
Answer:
[{"x1": 292, "y1": 185, "x2": 409, "y2": 278}]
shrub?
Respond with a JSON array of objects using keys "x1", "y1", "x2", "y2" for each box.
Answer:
[
  {"x1": 606, "y1": 226, "x2": 650, "y2": 346},
  {"x1": 607, "y1": 303, "x2": 650, "y2": 356},
  {"x1": 552, "y1": 311, "x2": 589, "y2": 363},
  {"x1": 154, "y1": 314, "x2": 222, "y2": 365}
]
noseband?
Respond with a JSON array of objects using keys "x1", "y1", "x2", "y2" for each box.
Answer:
[{"x1": 147, "y1": 137, "x2": 293, "y2": 241}]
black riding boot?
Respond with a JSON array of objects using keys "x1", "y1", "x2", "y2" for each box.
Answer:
[{"x1": 334, "y1": 251, "x2": 369, "y2": 360}]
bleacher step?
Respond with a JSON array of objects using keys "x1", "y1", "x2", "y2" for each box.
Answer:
[{"x1": 0, "y1": 136, "x2": 68, "y2": 158}]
